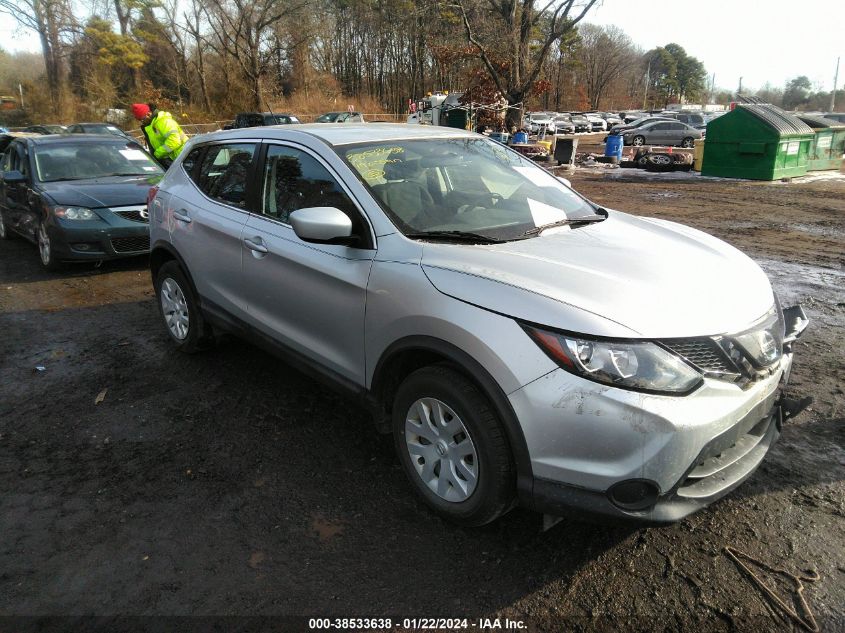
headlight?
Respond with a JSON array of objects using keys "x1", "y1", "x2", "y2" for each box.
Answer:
[
  {"x1": 523, "y1": 325, "x2": 702, "y2": 395},
  {"x1": 724, "y1": 305, "x2": 784, "y2": 369},
  {"x1": 53, "y1": 206, "x2": 97, "y2": 220}
]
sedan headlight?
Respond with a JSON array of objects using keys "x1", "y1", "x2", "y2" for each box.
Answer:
[
  {"x1": 53, "y1": 206, "x2": 97, "y2": 220},
  {"x1": 523, "y1": 325, "x2": 702, "y2": 395}
]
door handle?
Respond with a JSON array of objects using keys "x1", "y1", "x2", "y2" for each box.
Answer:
[
  {"x1": 173, "y1": 210, "x2": 192, "y2": 223},
  {"x1": 243, "y1": 237, "x2": 268, "y2": 254}
]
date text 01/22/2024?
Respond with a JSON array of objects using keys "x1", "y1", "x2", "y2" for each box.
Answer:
[{"x1": 307, "y1": 618, "x2": 528, "y2": 630}]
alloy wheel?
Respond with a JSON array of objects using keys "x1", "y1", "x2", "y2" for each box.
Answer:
[
  {"x1": 0, "y1": 212, "x2": 5, "y2": 238},
  {"x1": 160, "y1": 277, "x2": 190, "y2": 340},
  {"x1": 632, "y1": 136, "x2": 645, "y2": 146},
  {"x1": 38, "y1": 224, "x2": 51, "y2": 266},
  {"x1": 404, "y1": 397, "x2": 478, "y2": 502}
]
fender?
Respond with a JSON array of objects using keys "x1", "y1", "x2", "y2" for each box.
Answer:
[{"x1": 372, "y1": 335, "x2": 534, "y2": 502}]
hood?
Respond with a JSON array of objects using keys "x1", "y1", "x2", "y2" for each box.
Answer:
[
  {"x1": 420, "y1": 211, "x2": 774, "y2": 339},
  {"x1": 40, "y1": 175, "x2": 162, "y2": 208}
]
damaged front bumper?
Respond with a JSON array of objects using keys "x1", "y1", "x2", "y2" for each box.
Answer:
[{"x1": 514, "y1": 304, "x2": 810, "y2": 524}]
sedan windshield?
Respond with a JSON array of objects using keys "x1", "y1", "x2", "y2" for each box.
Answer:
[
  {"x1": 341, "y1": 137, "x2": 600, "y2": 241},
  {"x1": 34, "y1": 141, "x2": 163, "y2": 182},
  {"x1": 316, "y1": 113, "x2": 342, "y2": 123}
]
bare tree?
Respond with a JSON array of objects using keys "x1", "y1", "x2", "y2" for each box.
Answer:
[
  {"x1": 0, "y1": 0, "x2": 75, "y2": 113},
  {"x1": 577, "y1": 23, "x2": 635, "y2": 109},
  {"x1": 454, "y1": 0, "x2": 597, "y2": 126},
  {"x1": 204, "y1": 0, "x2": 306, "y2": 110}
]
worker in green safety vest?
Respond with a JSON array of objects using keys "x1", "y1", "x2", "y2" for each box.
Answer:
[{"x1": 131, "y1": 103, "x2": 188, "y2": 168}]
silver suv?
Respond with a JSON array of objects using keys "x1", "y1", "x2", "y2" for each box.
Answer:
[{"x1": 148, "y1": 125, "x2": 808, "y2": 526}]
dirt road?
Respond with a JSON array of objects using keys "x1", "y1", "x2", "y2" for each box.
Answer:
[{"x1": 1, "y1": 169, "x2": 843, "y2": 631}]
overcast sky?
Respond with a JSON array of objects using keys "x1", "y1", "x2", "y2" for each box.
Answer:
[
  {"x1": 586, "y1": 0, "x2": 844, "y2": 92},
  {"x1": 0, "y1": 0, "x2": 842, "y2": 94}
]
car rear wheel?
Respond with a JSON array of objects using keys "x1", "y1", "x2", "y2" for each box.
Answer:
[
  {"x1": 632, "y1": 135, "x2": 646, "y2": 146},
  {"x1": 37, "y1": 223, "x2": 62, "y2": 270},
  {"x1": 681, "y1": 137, "x2": 695, "y2": 148},
  {"x1": 154, "y1": 261, "x2": 213, "y2": 353},
  {"x1": 392, "y1": 365, "x2": 515, "y2": 526}
]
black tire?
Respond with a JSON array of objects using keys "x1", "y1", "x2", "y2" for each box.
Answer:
[
  {"x1": 392, "y1": 365, "x2": 515, "y2": 526},
  {"x1": 645, "y1": 153, "x2": 675, "y2": 172},
  {"x1": 154, "y1": 261, "x2": 214, "y2": 353},
  {"x1": 632, "y1": 135, "x2": 646, "y2": 147},
  {"x1": 681, "y1": 137, "x2": 694, "y2": 148}
]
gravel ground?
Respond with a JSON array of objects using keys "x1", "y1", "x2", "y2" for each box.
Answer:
[{"x1": 1, "y1": 168, "x2": 843, "y2": 632}]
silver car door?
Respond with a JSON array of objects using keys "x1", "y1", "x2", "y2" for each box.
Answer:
[
  {"x1": 241, "y1": 142, "x2": 376, "y2": 385},
  {"x1": 166, "y1": 142, "x2": 257, "y2": 318}
]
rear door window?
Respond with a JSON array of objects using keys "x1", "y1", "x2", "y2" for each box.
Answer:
[{"x1": 194, "y1": 143, "x2": 257, "y2": 208}]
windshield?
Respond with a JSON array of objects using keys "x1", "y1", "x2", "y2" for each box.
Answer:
[
  {"x1": 316, "y1": 113, "x2": 342, "y2": 123},
  {"x1": 34, "y1": 141, "x2": 163, "y2": 182},
  {"x1": 341, "y1": 137, "x2": 600, "y2": 241}
]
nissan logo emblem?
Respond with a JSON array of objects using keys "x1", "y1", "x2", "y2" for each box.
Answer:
[{"x1": 140, "y1": 209, "x2": 149, "y2": 220}]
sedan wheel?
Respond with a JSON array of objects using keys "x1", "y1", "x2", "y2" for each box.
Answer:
[
  {"x1": 36, "y1": 223, "x2": 61, "y2": 270},
  {"x1": 405, "y1": 397, "x2": 479, "y2": 502},
  {"x1": 681, "y1": 137, "x2": 695, "y2": 148},
  {"x1": 632, "y1": 135, "x2": 646, "y2": 146},
  {"x1": 0, "y1": 211, "x2": 7, "y2": 239}
]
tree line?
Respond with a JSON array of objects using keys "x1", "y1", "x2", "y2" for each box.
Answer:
[{"x1": 0, "y1": 0, "x2": 719, "y2": 125}]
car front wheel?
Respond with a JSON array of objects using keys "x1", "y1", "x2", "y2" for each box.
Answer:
[
  {"x1": 392, "y1": 365, "x2": 515, "y2": 526},
  {"x1": 0, "y1": 210, "x2": 9, "y2": 240},
  {"x1": 632, "y1": 135, "x2": 646, "y2": 146},
  {"x1": 681, "y1": 137, "x2": 695, "y2": 148},
  {"x1": 154, "y1": 261, "x2": 213, "y2": 353},
  {"x1": 37, "y1": 223, "x2": 62, "y2": 270}
]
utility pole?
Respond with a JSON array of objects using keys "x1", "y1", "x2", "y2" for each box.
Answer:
[
  {"x1": 709, "y1": 73, "x2": 716, "y2": 104},
  {"x1": 737, "y1": 76, "x2": 743, "y2": 96},
  {"x1": 831, "y1": 57, "x2": 840, "y2": 112},
  {"x1": 642, "y1": 61, "x2": 651, "y2": 110},
  {"x1": 18, "y1": 84, "x2": 23, "y2": 110}
]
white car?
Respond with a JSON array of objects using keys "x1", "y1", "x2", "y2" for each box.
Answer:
[
  {"x1": 523, "y1": 113, "x2": 556, "y2": 135},
  {"x1": 586, "y1": 114, "x2": 607, "y2": 132}
]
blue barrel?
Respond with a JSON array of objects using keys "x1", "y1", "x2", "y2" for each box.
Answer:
[
  {"x1": 512, "y1": 131, "x2": 528, "y2": 144},
  {"x1": 605, "y1": 134, "x2": 624, "y2": 159},
  {"x1": 489, "y1": 132, "x2": 509, "y2": 144}
]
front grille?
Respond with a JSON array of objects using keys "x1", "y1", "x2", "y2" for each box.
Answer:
[
  {"x1": 114, "y1": 209, "x2": 148, "y2": 223},
  {"x1": 661, "y1": 339, "x2": 737, "y2": 375},
  {"x1": 111, "y1": 236, "x2": 150, "y2": 253}
]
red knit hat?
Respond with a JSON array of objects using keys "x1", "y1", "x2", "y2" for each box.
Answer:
[{"x1": 131, "y1": 103, "x2": 151, "y2": 120}]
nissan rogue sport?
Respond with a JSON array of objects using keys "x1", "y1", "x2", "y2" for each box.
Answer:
[{"x1": 148, "y1": 124, "x2": 809, "y2": 526}]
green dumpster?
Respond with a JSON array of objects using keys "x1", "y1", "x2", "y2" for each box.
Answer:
[
  {"x1": 701, "y1": 104, "x2": 814, "y2": 180},
  {"x1": 797, "y1": 114, "x2": 845, "y2": 171},
  {"x1": 443, "y1": 107, "x2": 470, "y2": 130}
]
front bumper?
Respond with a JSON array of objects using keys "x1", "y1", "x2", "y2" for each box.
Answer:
[
  {"x1": 511, "y1": 351, "x2": 795, "y2": 523},
  {"x1": 48, "y1": 213, "x2": 150, "y2": 261}
]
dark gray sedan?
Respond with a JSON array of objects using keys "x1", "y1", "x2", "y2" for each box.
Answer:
[{"x1": 622, "y1": 120, "x2": 703, "y2": 147}]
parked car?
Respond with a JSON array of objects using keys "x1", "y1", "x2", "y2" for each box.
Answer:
[
  {"x1": 823, "y1": 112, "x2": 845, "y2": 123},
  {"x1": 148, "y1": 123, "x2": 808, "y2": 526},
  {"x1": 585, "y1": 114, "x2": 607, "y2": 131},
  {"x1": 569, "y1": 114, "x2": 591, "y2": 133},
  {"x1": 672, "y1": 112, "x2": 707, "y2": 128},
  {"x1": 225, "y1": 112, "x2": 301, "y2": 129},
  {"x1": 24, "y1": 124, "x2": 67, "y2": 135},
  {"x1": 552, "y1": 116, "x2": 575, "y2": 134},
  {"x1": 622, "y1": 120, "x2": 703, "y2": 147},
  {"x1": 523, "y1": 112, "x2": 556, "y2": 134},
  {"x1": 67, "y1": 122, "x2": 134, "y2": 140},
  {"x1": 600, "y1": 113, "x2": 623, "y2": 127},
  {"x1": 315, "y1": 112, "x2": 365, "y2": 123},
  {"x1": 609, "y1": 116, "x2": 674, "y2": 135},
  {"x1": 0, "y1": 135, "x2": 164, "y2": 269}
]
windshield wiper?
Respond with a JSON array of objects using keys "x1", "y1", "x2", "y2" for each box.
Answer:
[
  {"x1": 404, "y1": 230, "x2": 502, "y2": 243},
  {"x1": 102, "y1": 172, "x2": 150, "y2": 177},
  {"x1": 521, "y1": 212, "x2": 607, "y2": 237}
]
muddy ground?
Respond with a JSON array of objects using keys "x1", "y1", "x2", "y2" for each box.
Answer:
[{"x1": 1, "y1": 168, "x2": 843, "y2": 632}]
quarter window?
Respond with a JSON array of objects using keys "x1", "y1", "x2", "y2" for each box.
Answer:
[
  {"x1": 195, "y1": 143, "x2": 256, "y2": 208},
  {"x1": 260, "y1": 145, "x2": 359, "y2": 227}
]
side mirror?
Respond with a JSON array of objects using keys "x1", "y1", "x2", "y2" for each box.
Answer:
[
  {"x1": 2, "y1": 170, "x2": 25, "y2": 184},
  {"x1": 557, "y1": 176, "x2": 572, "y2": 188},
  {"x1": 290, "y1": 206, "x2": 354, "y2": 244}
]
